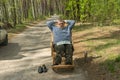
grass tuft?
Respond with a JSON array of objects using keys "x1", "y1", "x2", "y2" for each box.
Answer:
[
  {"x1": 8, "y1": 23, "x2": 26, "y2": 33},
  {"x1": 115, "y1": 55, "x2": 120, "y2": 62}
]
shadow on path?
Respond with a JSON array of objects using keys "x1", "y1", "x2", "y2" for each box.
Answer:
[{"x1": 0, "y1": 43, "x2": 24, "y2": 60}]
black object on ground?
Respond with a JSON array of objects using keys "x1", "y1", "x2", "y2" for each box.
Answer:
[
  {"x1": 38, "y1": 66, "x2": 43, "y2": 73},
  {"x1": 42, "y1": 64, "x2": 48, "y2": 72}
]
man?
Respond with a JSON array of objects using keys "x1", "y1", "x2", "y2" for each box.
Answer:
[{"x1": 46, "y1": 19, "x2": 75, "y2": 65}]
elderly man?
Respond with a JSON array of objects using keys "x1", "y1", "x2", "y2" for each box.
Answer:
[{"x1": 46, "y1": 19, "x2": 75, "y2": 65}]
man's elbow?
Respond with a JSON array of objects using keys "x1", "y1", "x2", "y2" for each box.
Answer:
[
  {"x1": 71, "y1": 20, "x2": 75, "y2": 25},
  {"x1": 72, "y1": 20, "x2": 75, "y2": 23}
]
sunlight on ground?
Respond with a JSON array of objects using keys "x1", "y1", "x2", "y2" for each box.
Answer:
[{"x1": 73, "y1": 24, "x2": 120, "y2": 80}]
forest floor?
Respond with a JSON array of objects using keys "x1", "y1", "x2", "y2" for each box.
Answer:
[
  {"x1": 0, "y1": 18, "x2": 120, "y2": 80},
  {"x1": 0, "y1": 20, "x2": 88, "y2": 80},
  {"x1": 73, "y1": 23, "x2": 120, "y2": 80}
]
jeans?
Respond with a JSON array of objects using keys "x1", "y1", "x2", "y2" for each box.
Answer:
[{"x1": 54, "y1": 44, "x2": 74, "y2": 65}]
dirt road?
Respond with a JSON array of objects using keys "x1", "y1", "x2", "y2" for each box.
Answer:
[{"x1": 0, "y1": 20, "x2": 88, "y2": 80}]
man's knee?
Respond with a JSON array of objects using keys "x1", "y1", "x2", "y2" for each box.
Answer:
[
  {"x1": 65, "y1": 44, "x2": 74, "y2": 54},
  {"x1": 54, "y1": 44, "x2": 65, "y2": 53}
]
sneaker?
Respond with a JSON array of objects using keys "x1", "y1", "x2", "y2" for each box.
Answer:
[
  {"x1": 42, "y1": 64, "x2": 48, "y2": 72},
  {"x1": 38, "y1": 66, "x2": 43, "y2": 73}
]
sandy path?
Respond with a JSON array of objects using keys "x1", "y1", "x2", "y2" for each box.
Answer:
[{"x1": 0, "y1": 20, "x2": 88, "y2": 80}]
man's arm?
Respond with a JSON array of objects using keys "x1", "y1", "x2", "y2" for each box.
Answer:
[
  {"x1": 46, "y1": 20, "x2": 56, "y2": 30},
  {"x1": 64, "y1": 20, "x2": 75, "y2": 29}
]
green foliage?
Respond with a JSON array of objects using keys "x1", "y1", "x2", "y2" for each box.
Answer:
[
  {"x1": 38, "y1": 15, "x2": 46, "y2": 20},
  {"x1": 64, "y1": 0, "x2": 120, "y2": 25},
  {"x1": 1, "y1": 0, "x2": 120, "y2": 29}
]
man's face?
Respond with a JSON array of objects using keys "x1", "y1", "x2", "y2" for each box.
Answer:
[{"x1": 57, "y1": 20, "x2": 65, "y2": 27}]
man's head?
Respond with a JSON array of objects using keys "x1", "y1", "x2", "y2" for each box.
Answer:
[{"x1": 56, "y1": 19, "x2": 65, "y2": 28}]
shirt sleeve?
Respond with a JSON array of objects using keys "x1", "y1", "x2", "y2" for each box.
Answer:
[
  {"x1": 46, "y1": 20, "x2": 55, "y2": 31},
  {"x1": 65, "y1": 20, "x2": 75, "y2": 29}
]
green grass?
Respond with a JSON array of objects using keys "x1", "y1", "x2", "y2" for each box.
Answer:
[
  {"x1": 115, "y1": 56, "x2": 120, "y2": 62},
  {"x1": 94, "y1": 40, "x2": 120, "y2": 51},
  {"x1": 101, "y1": 55, "x2": 120, "y2": 73},
  {"x1": 73, "y1": 23, "x2": 94, "y2": 31},
  {"x1": 8, "y1": 23, "x2": 26, "y2": 33},
  {"x1": 105, "y1": 60, "x2": 115, "y2": 73},
  {"x1": 74, "y1": 23, "x2": 120, "y2": 74}
]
